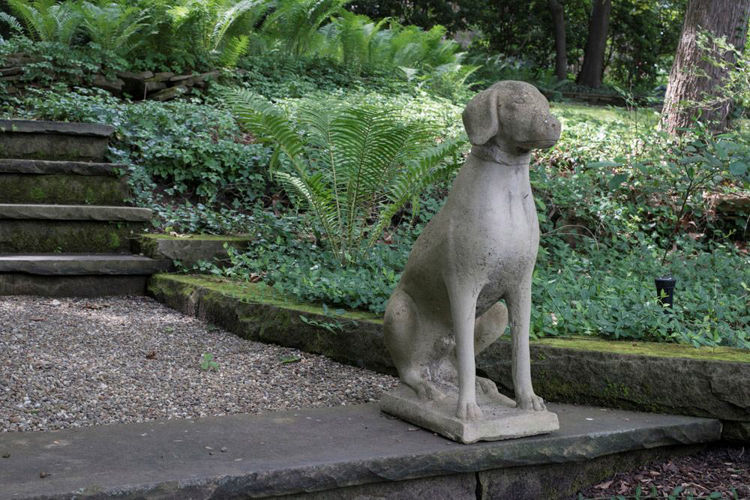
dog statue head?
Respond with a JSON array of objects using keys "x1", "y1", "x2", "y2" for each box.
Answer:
[{"x1": 462, "y1": 81, "x2": 561, "y2": 154}]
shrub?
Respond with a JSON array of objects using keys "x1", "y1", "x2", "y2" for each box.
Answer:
[{"x1": 225, "y1": 89, "x2": 464, "y2": 264}]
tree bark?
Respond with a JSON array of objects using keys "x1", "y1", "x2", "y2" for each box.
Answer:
[
  {"x1": 576, "y1": 0, "x2": 611, "y2": 88},
  {"x1": 548, "y1": 0, "x2": 567, "y2": 81},
  {"x1": 661, "y1": 0, "x2": 750, "y2": 134}
]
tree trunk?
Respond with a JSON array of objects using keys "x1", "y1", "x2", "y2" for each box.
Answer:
[
  {"x1": 661, "y1": 0, "x2": 750, "y2": 134},
  {"x1": 548, "y1": 0, "x2": 567, "y2": 81},
  {"x1": 576, "y1": 0, "x2": 611, "y2": 88}
]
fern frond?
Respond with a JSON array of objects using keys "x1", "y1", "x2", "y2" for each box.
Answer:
[
  {"x1": 0, "y1": 12, "x2": 24, "y2": 37},
  {"x1": 210, "y1": 0, "x2": 270, "y2": 52},
  {"x1": 218, "y1": 35, "x2": 250, "y2": 67},
  {"x1": 365, "y1": 139, "x2": 462, "y2": 248},
  {"x1": 8, "y1": 0, "x2": 82, "y2": 45}
]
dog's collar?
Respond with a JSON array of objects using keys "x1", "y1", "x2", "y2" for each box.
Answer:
[{"x1": 470, "y1": 144, "x2": 530, "y2": 166}]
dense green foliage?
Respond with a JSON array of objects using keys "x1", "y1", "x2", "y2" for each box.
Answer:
[
  {"x1": 1, "y1": 2, "x2": 747, "y2": 349},
  {"x1": 0, "y1": 0, "x2": 469, "y2": 94}
]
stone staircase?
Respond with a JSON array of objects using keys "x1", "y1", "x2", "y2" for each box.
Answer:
[{"x1": 0, "y1": 119, "x2": 168, "y2": 296}]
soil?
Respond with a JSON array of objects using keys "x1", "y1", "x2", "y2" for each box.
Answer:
[{"x1": 577, "y1": 445, "x2": 748, "y2": 499}]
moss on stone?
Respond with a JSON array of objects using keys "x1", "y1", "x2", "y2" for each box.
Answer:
[
  {"x1": 141, "y1": 234, "x2": 252, "y2": 242},
  {"x1": 534, "y1": 337, "x2": 749, "y2": 363},
  {"x1": 0, "y1": 221, "x2": 143, "y2": 253},
  {"x1": 151, "y1": 274, "x2": 749, "y2": 363},
  {"x1": 150, "y1": 274, "x2": 383, "y2": 324},
  {"x1": 0, "y1": 174, "x2": 129, "y2": 205}
]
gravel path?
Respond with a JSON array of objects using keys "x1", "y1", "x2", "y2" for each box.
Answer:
[{"x1": 0, "y1": 296, "x2": 398, "y2": 432}]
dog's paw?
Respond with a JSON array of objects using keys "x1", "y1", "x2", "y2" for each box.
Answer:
[
  {"x1": 456, "y1": 400, "x2": 483, "y2": 421},
  {"x1": 477, "y1": 377, "x2": 516, "y2": 407},
  {"x1": 516, "y1": 393, "x2": 546, "y2": 411}
]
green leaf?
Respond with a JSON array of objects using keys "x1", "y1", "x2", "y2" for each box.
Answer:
[
  {"x1": 587, "y1": 160, "x2": 621, "y2": 168},
  {"x1": 608, "y1": 173, "x2": 628, "y2": 190}
]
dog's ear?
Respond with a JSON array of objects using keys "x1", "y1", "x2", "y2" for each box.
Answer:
[{"x1": 462, "y1": 87, "x2": 499, "y2": 145}]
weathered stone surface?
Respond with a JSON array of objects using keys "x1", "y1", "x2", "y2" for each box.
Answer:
[
  {"x1": 279, "y1": 473, "x2": 477, "y2": 499},
  {"x1": 0, "y1": 132, "x2": 110, "y2": 161},
  {"x1": 0, "y1": 220, "x2": 143, "y2": 253},
  {"x1": 0, "y1": 403, "x2": 719, "y2": 499},
  {"x1": 477, "y1": 340, "x2": 750, "y2": 433},
  {"x1": 0, "y1": 159, "x2": 124, "y2": 176},
  {"x1": 0, "y1": 274, "x2": 147, "y2": 296},
  {"x1": 0, "y1": 255, "x2": 169, "y2": 275},
  {"x1": 381, "y1": 384, "x2": 559, "y2": 443},
  {"x1": 148, "y1": 274, "x2": 750, "y2": 440},
  {"x1": 116, "y1": 70, "x2": 154, "y2": 81},
  {"x1": 477, "y1": 445, "x2": 704, "y2": 500},
  {"x1": 150, "y1": 85, "x2": 186, "y2": 102},
  {"x1": 0, "y1": 204, "x2": 151, "y2": 221},
  {"x1": 144, "y1": 80, "x2": 166, "y2": 93},
  {"x1": 0, "y1": 66, "x2": 22, "y2": 77},
  {"x1": 0, "y1": 174, "x2": 129, "y2": 205},
  {"x1": 0, "y1": 119, "x2": 114, "y2": 137},
  {"x1": 723, "y1": 421, "x2": 750, "y2": 442},
  {"x1": 0, "y1": 119, "x2": 113, "y2": 161},
  {"x1": 136, "y1": 234, "x2": 251, "y2": 267},
  {"x1": 92, "y1": 74, "x2": 125, "y2": 93}
]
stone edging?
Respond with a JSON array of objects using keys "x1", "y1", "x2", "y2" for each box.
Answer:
[
  {"x1": 148, "y1": 274, "x2": 750, "y2": 442},
  {"x1": 0, "y1": 119, "x2": 114, "y2": 137}
]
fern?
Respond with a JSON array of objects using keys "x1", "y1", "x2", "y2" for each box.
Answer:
[
  {"x1": 7, "y1": 0, "x2": 82, "y2": 46},
  {"x1": 0, "y1": 12, "x2": 24, "y2": 39},
  {"x1": 226, "y1": 89, "x2": 464, "y2": 265},
  {"x1": 262, "y1": 0, "x2": 349, "y2": 57},
  {"x1": 80, "y1": 2, "x2": 150, "y2": 56}
]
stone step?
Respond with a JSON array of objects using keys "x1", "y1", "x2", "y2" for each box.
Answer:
[
  {"x1": 0, "y1": 403, "x2": 720, "y2": 499},
  {"x1": 0, "y1": 204, "x2": 152, "y2": 253},
  {"x1": 0, "y1": 254, "x2": 169, "y2": 296},
  {"x1": 0, "y1": 119, "x2": 114, "y2": 161},
  {"x1": 0, "y1": 204, "x2": 150, "y2": 221},
  {"x1": 0, "y1": 159, "x2": 130, "y2": 205},
  {"x1": 0, "y1": 254, "x2": 170, "y2": 275}
]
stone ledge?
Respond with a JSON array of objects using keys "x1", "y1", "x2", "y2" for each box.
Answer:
[
  {"x1": 135, "y1": 234, "x2": 252, "y2": 267},
  {"x1": 0, "y1": 403, "x2": 720, "y2": 499},
  {"x1": 147, "y1": 274, "x2": 750, "y2": 441},
  {"x1": 0, "y1": 255, "x2": 170, "y2": 275},
  {"x1": 0, "y1": 119, "x2": 114, "y2": 137},
  {"x1": 0, "y1": 159, "x2": 125, "y2": 176},
  {"x1": 0, "y1": 274, "x2": 148, "y2": 296},
  {"x1": 0, "y1": 204, "x2": 152, "y2": 222}
]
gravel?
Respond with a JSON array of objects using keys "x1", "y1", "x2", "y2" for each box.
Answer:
[{"x1": 0, "y1": 296, "x2": 398, "y2": 432}]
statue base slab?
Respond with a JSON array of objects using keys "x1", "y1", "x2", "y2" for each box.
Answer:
[{"x1": 380, "y1": 384, "x2": 559, "y2": 444}]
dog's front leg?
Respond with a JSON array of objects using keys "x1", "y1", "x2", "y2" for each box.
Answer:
[
  {"x1": 507, "y1": 280, "x2": 546, "y2": 411},
  {"x1": 447, "y1": 280, "x2": 483, "y2": 420}
]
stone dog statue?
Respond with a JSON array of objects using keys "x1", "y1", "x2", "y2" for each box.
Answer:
[{"x1": 381, "y1": 81, "x2": 561, "y2": 441}]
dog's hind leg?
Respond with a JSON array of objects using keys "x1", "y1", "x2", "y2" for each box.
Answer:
[{"x1": 384, "y1": 288, "x2": 446, "y2": 401}]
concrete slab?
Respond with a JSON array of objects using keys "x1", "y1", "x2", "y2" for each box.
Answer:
[
  {"x1": 0, "y1": 254, "x2": 170, "y2": 275},
  {"x1": 381, "y1": 383, "x2": 559, "y2": 443},
  {"x1": 0, "y1": 120, "x2": 114, "y2": 137},
  {"x1": 0, "y1": 274, "x2": 148, "y2": 296},
  {"x1": 0, "y1": 403, "x2": 720, "y2": 499},
  {"x1": 0, "y1": 204, "x2": 152, "y2": 222},
  {"x1": 0, "y1": 159, "x2": 124, "y2": 176}
]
